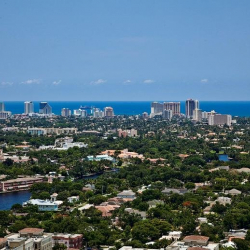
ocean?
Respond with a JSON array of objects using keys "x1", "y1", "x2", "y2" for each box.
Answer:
[{"x1": 3, "y1": 101, "x2": 250, "y2": 117}]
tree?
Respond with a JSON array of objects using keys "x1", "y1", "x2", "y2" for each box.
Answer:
[{"x1": 132, "y1": 220, "x2": 160, "y2": 243}]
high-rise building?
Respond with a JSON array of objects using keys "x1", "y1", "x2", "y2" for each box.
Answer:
[
  {"x1": 162, "y1": 109, "x2": 173, "y2": 120},
  {"x1": 93, "y1": 108, "x2": 104, "y2": 118},
  {"x1": 151, "y1": 102, "x2": 163, "y2": 115},
  {"x1": 163, "y1": 102, "x2": 180, "y2": 116},
  {"x1": 39, "y1": 102, "x2": 52, "y2": 115},
  {"x1": 0, "y1": 111, "x2": 11, "y2": 119},
  {"x1": 104, "y1": 107, "x2": 114, "y2": 117},
  {"x1": 61, "y1": 108, "x2": 71, "y2": 117},
  {"x1": 186, "y1": 99, "x2": 199, "y2": 118},
  {"x1": 24, "y1": 101, "x2": 34, "y2": 114},
  {"x1": 208, "y1": 114, "x2": 232, "y2": 126},
  {"x1": 193, "y1": 109, "x2": 202, "y2": 122},
  {"x1": 202, "y1": 110, "x2": 217, "y2": 119},
  {"x1": 0, "y1": 102, "x2": 5, "y2": 112},
  {"x1": 73, "y1": 109, "x2": 87, "y2": 117}
]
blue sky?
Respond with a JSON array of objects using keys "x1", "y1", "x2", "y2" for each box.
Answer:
[{"x1": 0, "y1": 0, "x2": 250, "y2": 101}]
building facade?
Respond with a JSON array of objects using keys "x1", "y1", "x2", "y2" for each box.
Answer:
[
  {"x1": 0, "y1": 102, "x2": 5, "y2": 112},
  {"x1": 208, "y1": 114, "x2": 232, "y2": 126},
  {"x1": 52, "y1": 234, "x2": 83, "y2": 249},
  {"x1": 0, "y1": 177, "x2": 44, "y2": 192},
  {"x1": 185, "y1": 99, "x2": 199, "y2": 118},
  {"x1": 163, "y1": 102, "x2": 181, "y2": 116},
  {"x1": 61, "y1": 108, "x2": 71, "y2": 117},
  {"x1": 39, "y1": 102, "x2": 52, "y2": 115},
  {"x1": 104, "y1": 107, "x2": 114, "y2": 117},
  {"x1": 24, "y1": 101, "x2": 34, "y2": 114}
]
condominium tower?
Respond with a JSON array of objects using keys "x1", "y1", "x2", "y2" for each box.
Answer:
[
  {"x1": 0, "y1": 102, "x2": 5, "y2": 112},
  {"x1": 163, "y1": 102, "x2": 181, "y2": 116},
  {"x1": 24, "y1": 101, "x2": 34, "y2": 114},
  {"x1": 186, "y1": 99, "x2": 199, "y2": 118},
  {"x1": 39, "y1": 102, "x2": 52, "y2": 115},
  {"x1": 104, "y1": 107, "x2": 114, "y2": 117}
]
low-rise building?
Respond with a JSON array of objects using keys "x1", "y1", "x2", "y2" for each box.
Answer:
[
  {"x1": 67, "y1": 196, "x2": 79, "y2": 203},
  {"x1": 162, "y1": 188, "x2": 188, "y2": 196},
  {"x1": 23, "y1": 199, "x2": 58, "y2": 211},
  {"x1": 3, "y1": 228, "x2": 53, "y2": 250},
  {"x1": 225, "y1": 189, "x2": 242, "y2": 196},
  {"x1": 167, "y1": 235, "x2": 219, "y2": 250},
  {"x1": 52, "y1": 234, "x2": 83, "y2": 249},
  {"x1": 86, "y1": 155, "x2": 115, "y2": 162},
  {"x1": 0, "y1": 177, "x2": 44, "y2": 192},
  {"x1": 117, "y1": 190, "x2": 136, "y2": 200}
]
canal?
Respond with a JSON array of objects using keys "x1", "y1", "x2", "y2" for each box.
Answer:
[{"x1": 0, "y1": 191, "x2": 31, "y2": 210}]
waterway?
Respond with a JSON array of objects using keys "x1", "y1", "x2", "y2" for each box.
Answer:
[{"x1": 0, "y1": 191, "x2": 31, "y2": 210}]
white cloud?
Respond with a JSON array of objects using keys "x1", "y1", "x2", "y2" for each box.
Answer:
[
  {"x1": 90, "y1": 79, "x2": 107, "y2": 85},
  {"x1": 21, "y1": 79, "x2": 42, "y2": 85},
  {"x1": 52, "y1": 80, "x2": 61, "y2": 85},
  {"x1": 201, "y1": 79, "x2": 208, "y2": 83},
  {"x1": 1, "y1": 81, "x2": 13, "y2": 86},
  {"x1": 123, "y1": 80, "x2": 132, "y2": 85},
  {"x1": 143, "y1": 79, "x2": 155, "y2": 84}
]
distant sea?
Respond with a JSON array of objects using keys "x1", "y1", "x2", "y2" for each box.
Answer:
[{"x1": 3, "y1": 101, "x2": 250, "y2": 117}]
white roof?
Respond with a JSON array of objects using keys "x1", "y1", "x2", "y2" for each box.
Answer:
[{"x1": 25, "y1": 199, "x2": 57, "y2": 206}]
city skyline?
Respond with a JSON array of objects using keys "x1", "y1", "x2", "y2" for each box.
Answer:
[{"x1": 0, "y1": 1, "x2": 250, "y2": 101}]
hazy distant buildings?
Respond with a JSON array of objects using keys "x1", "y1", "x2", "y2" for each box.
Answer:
[
  {"x1": 0, "y1": 111, "x2": 11, "y2": 119},
  {"x1": 202, "y1": 110, "x2": 217, "y2": 119},
  {"x1": 142, "y1": 112, "x2": 149, "y2": 119},
  {"x1": 208, "y1": 114, "x2": 232, "y2": 126},
  {"x1": 118, "y1": 129, "x2": 138, "y2": 138},
  {"x1": 24, "y1": 101, "x2": 34, "y2": 114},
  {"x1": 73, "y1": 109, "x2": 87, "y2": 117},
  {"x1": 163, "y1": 102, "x2": 180, "y2": 116},
  {"x1": 39, "y1": 102, "x2": 52, "y2": 115},
  {"x1": 104, "y1": 107, "x2": 114, "y2": 117},
  {"x1": 186, "y1": 99, "x2": 199, "y2": 118},
  {"x1": 61, "y1": 108, "x2": 71, "y2": 117},
  {"x1": 93, "y1": 108, "x2": 104, "y2": 118},
  {"x1": 150, "y1": 102, "x2": 180, "y2": 118},
  {"x1": 193, "y1": 109, "x2": 202, "y2": 122},
  {"x1": 0, "y1": 102, "x2": 5, "y2": 112},
  {"x1": 162, "y1": 109, "x2": 173, "y2": 120},
  {"x1": 151, "y1": 102, "x2": 163, "y2": 115}
]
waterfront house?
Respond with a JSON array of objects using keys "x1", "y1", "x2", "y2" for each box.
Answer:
[{"x1": 23, "y1": 199, "x2": 58, "y2": 211}]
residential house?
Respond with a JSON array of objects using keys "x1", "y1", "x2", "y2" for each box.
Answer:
[
  {"x1": 23, "y1": 199, "x2": 58, "y2": 211},
  {"x1": 225, "y1": 189, "x2": 242, "y2": 196},
  {"x1": 117, "y1": 190, "x2": 136, "y2": 200},
  {"x1": 162, "y1": 188, "x2": 188, "y2": 196}
]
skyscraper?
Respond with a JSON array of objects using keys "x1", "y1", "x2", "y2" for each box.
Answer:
[
  {"x1": 61, "y1": 108, "x2": 71, "y2": 117},
  {"x1": 24, "y1": 101, "x2": 34, "y2": 114},
  {"x1": 0, "y1": 102, "x2": 5, "y2": 112},
  {"x1": 162, "y1": 109, "x2": 173, "y2": 120},
  {"x1": 104, "y1": 107, "x2": 114, "y2": 117},
  {"x1": 193, "y1": 109, "x2": 202, "y2": 122},
  {"x1": 39, "y1": 102, "x2": 52, "y2": 115},
  {"x1": 185, "y1": 99, "x2": 199, "y2": 118},
  {"x1": 151, "y1": 102, "x2": 163, "y2": 114},
  {"x1": 163, "y1": 102, "x2": 180, "y2": 116}
]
